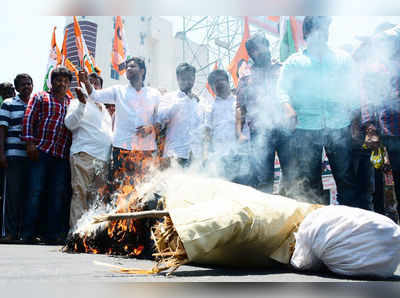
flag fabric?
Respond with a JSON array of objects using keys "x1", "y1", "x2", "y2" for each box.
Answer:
[
  {"x1": 206, "y1": 61, "x2": 218, "y2": 97},
  {"x1": 61, "y1": 28, "x2": 68, "y2": 65},
  {"x1": 228, "y1": 17, "x2": 250, "y2": 88},
  {"x1": 279, "y1": 16, "x2": 305, "y2": 62},
  {"x1": 112, "y1": 16, "x2": 130, "y2": 75},
  {"x1": 73, "y1": 16, "x2": 96, "y2": 73},
  {"x1": 58, "y1": 28, "x2": 78, "y2": 97},
  {"x1": 43, "y1": 27, "x2": 62, "y2": 92}
]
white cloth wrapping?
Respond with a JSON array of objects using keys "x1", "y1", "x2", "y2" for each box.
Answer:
[{"x1": 291, "y1": 205, "x2": 400, "y2": 277}]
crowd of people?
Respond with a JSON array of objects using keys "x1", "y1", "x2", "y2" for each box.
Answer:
[{"x1": 0, "y1": 16, "x2": 399, "y2": 245}]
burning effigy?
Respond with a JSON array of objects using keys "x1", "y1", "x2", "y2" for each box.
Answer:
[{"x1": 63, "y1": 170, "x2": 400, "y2": 278}]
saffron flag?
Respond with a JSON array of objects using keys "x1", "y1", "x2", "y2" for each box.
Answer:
[
  {"x1": 206, "y1": 61, "x2": 218, "y2": 97},
  {"x1": 228, "y1": 16, "x2": 250, "y2": 88},
  {"x1": 61, "y1": 28, "x2": 68, "y2": 65},
  {"x1": 73, "y1": 16, "x2": 96, "y2": 73},
  {"x1": 279, "y1": 16, "x2": 305, "y2": 62},
  {"x1": 43, "y1": 27, "x2": 62, "y2": 92},
  {"x1": 112, "y1": 16, "x2": 130, "y2": 75},
  {"x1": 59, "y1": 28, "x2": 78, "y2": 97}
]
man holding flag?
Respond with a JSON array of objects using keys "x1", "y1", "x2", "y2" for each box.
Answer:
[{"x1": 78, "y1": 57, "x2": 161, "y2": 193}]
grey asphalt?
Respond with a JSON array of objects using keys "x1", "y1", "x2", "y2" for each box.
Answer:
[{"x1": 1, "y1": 243, "x2": 399, "y2": 282}]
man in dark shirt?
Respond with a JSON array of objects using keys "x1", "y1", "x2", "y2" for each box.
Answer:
[{"x1": 237, "y1": 34, "x2": 293, "y2": 194}]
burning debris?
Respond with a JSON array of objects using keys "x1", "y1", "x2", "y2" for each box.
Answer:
[
  {"x1": 64, "y1": 171, "x2": 400, "y2": 278},
  {"x1": 67, "y1": 171, "x2": 323, "y2": 274},
  {"x1": 63, "y1": 171, "x2": 167, "y2": 258}
]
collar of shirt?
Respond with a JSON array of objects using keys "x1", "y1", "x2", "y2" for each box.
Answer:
[
  {"x1": 49, "y1": 91, "x2": 71, "y2": 103},
  {"x1": 303, "y1": 46, "x2": 334, "y2": 64},
  {"x1": 215, "y1": 95, "x2": 233, "y2": 101},
  {"x1": 177, "y1": 90, "x2": 199, "y2": 102},
  {"x1": 14, "y1": 95, "x2": 23, "y2": 104},
  {"x1": 127, "y1": 84, "x2": 145, "y2": 95}
]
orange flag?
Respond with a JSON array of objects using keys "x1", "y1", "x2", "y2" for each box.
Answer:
[
  {"x1": 58, "y1": 28, "x2": 77, "y2": 97},
  {"x1": 73, "y1": 16, "x2": 96, "y2": 73},
  {"x1": 228, "y1": 17, "x2": 250, "y2": 88},
  {"x1": 112, "y1": 16, "x2": 130, "y2": 75},
  {"x1": 60, "y1": 28, "x2": 68, "y2": 65},
  {"x1": 206, "y1": 61, "x2": 218, "y2": 97}
]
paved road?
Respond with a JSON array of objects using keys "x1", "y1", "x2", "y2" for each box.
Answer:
[
  {"x1": 1, "y1": 244, "x2": 399, "y2": 298},
  {"x1": 1, "y1": 244, "x2": 399, "y2": 283}
]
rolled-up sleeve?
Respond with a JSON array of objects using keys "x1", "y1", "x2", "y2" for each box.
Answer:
[
  {"x1": 0, "y1": 102, "x2": 11, "y2": 127},
  {"x1": 64, "y1": 99, "x2": 86, "y2": 131},
  {"x1": 90, "y1": 86, "x2": 117, "y2": 104}
]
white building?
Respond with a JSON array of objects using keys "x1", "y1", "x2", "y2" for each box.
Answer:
[{"x1": 65, "y1": 16, "x2": 209, "y2": 94}]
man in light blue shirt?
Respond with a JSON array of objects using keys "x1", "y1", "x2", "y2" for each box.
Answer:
[{"x1": 278, "y1": 16, "x2": 358, "y2": 206}]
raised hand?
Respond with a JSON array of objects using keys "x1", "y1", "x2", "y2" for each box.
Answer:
[
  {"x1": 75, "y1": 87, "x2": 87, "y2": 104},
  {"x1": 78, "y1": 69, "x2": 89, "y2": 85}
]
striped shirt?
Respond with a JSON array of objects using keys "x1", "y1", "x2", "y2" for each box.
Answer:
[
  {"x1": 0, "y1": 95, "x2": 28, "y2": 157},
  {"x1": 22, "y1": 91, "x2": 72, "y2": 159}
]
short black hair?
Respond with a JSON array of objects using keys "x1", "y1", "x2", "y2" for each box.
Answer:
[
  {"x1": 245, "y1": 34, "x2": 270, "y2": 55},
  {"x1": 50, "y1": 66, "x2": 73, "y2": 84},
  {"x1": 89, "y1": 72, "x2": 103, "y2": 88},
  {"x1": 126, "y1": 57, "x2": 147, "y2": 81},
  {"x1": 207, "y1": 69, "x2": 229, "y2": 87},
  {"x1": 176, "y1": 63, "x2": 196, "y2": 77},
  {"x1": 302, "y1": 16, "x2": 332, "y2": 40},
  {"x1": 0, "y1": 82, "x2": 15, "y2": 99},
  {"x1": 14, "y1": 73, "x2": 33, "y2": 89}
]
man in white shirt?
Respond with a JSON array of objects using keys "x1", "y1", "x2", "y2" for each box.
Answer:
[
  {"x1": 157, "y1": 63, "x2": 206, "y2": 168},
  {"x1": 78, "y1": 57, "x2": 160, "y2": 193},
  {"x1": 206, "y1": 69, "x2": 245, "y2": 181},
  {"x1": 65, "y1": 73, "x2": 113, "y2": 229}
]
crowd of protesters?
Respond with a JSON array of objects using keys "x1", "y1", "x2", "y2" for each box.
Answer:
[{"x1": 0, "y1": 16, "x2": 400, "y2": 245}]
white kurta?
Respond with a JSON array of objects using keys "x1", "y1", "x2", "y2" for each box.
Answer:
[{"x1": 65, "y1": 98, "x2": 113, "y2": 162}]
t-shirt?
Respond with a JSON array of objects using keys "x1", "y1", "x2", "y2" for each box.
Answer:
[{"x1": 0, "y1": 95, "x2": 28, "y2": 157}]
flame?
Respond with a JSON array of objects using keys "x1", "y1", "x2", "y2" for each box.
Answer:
[
  {"x1": 132, "y1": 245, "x2": 144, "y2": 256},
  {"x1": 69, "y1": 133, "x2": 167, "y2": 257}
]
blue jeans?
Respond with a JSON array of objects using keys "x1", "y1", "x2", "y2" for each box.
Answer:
[
  {"x1": 352, "y1": 148, "x2": 374, "y2": 211},
  {"x1": 2, "y1": 157, "x2": 30, "y2": 239},
  {"x1": 292, "y1": 127, "x2": 357, "y2": 206},
  {"x1": 22, "y1": 151, "x2": 68, "y2": 241},
  {"x1": 248, "y1": 128, "x2": 294, "y2": 194}
]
